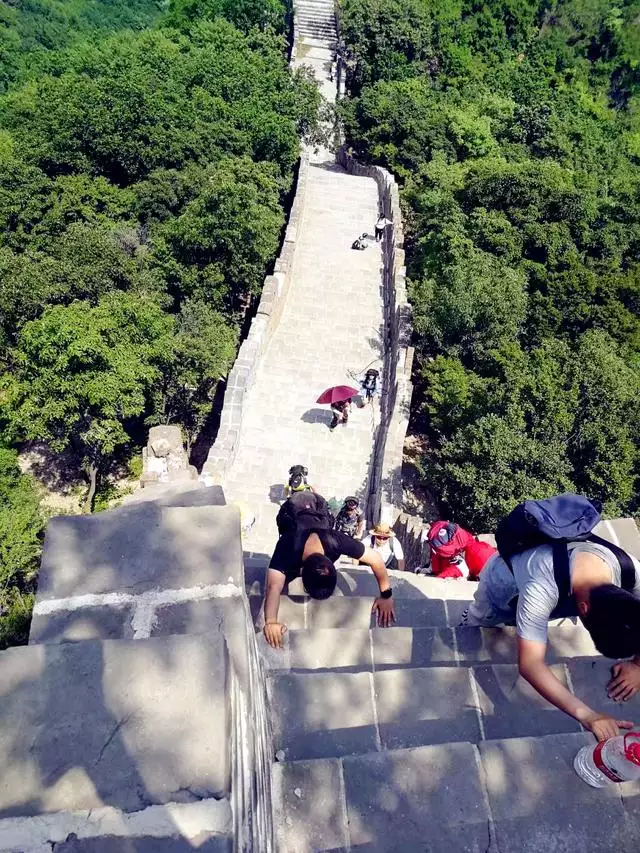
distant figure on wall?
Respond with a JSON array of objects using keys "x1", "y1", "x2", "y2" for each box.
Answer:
[
  {"x1": 352, "y1": 233, "x2": 369, "y2": 250},
  {"x1": 375, "y1": 214, "x2": 392, "y2": 241},
  {"x1": 316, "y1": 385, "x2": 358, "y2": 431}
]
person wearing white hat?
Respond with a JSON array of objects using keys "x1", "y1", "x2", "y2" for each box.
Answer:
[{"x1": 363, "y1": 523, "x2": 405, "y2": 572}]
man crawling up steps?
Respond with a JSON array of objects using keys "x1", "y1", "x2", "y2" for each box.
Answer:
[{"x1": 263, "y1": 525, "x2": 396, "y2": 649}]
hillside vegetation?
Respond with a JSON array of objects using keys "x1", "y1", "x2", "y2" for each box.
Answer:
[
  {"x1": 0, "y1": 0, "x2": 318, "y2": 645},
  {"x1": 339, "y1": 0, "x2": 640, "y2": 529}
]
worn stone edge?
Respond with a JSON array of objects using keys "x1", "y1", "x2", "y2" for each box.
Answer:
[{"x1": 0, "y1": 798, "x2": 232, "y2": 852}]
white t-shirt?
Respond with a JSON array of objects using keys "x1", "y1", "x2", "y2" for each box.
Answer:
[
  {"x1": 362, "y1": 534, "x2": 404, "y2": 566},
  {"x1": 513, "y1": 541, "x2": 640, "y2": 644}
]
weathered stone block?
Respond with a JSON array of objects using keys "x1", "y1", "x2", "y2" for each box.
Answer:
[
  {"x1": 372, "y1": 626, "x2": 456, "y2": 669},
  {"x1": 272, "y1": 759, "x2": 349, "y2": 853},
  {"x1": 374, "y1": 667, "x2": 481, "y2": 748},
  {"x1": 29, "y1": 605, "x2": 134, "y2": 645},
  {"x1": 474, "y1": 664, "x2": 582, "y2": 739},
  {"x1": 0, "y1": 635, "x2": 229, "y2": 817},
  {"x1": 270, "y1": 671, "x2": 378, "y2": 760},
  {"x1": 52, "y1": 836, "x2": 232, "y2": 852},
  {"x1": 480, "y1": 732, "x2": 639, "y2": 853},
  {"x1": 38, "y1": 504, "x2": 242, "y2": 600},
  {"x1": 288, "y1": 628, "x2": 372, "y2": 671},
  {"x1": 343, "y1": 744, "x2": 491, "y2": 853},
  {"x1": 566, "y1": 658, "x2": 640, "y2": 718}
]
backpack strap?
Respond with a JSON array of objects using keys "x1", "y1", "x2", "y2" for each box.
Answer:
[
  {"x1": 552, "y1": 541, "x2": 571, "y2": 603},
  {"x1": 585, "y1": 533, "x2": 636, "y2": 591}
]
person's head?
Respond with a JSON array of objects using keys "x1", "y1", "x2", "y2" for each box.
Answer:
[
  {"x1": 344, "y1": 496, "x2": 359, "y2": 516},
  {"x1": 581, "y1": 584, "x2": 640, "y2": 658},
  {"x1": 370, "y1": 522, "x2": 394, "y2": 545},
  {"x1": 301, "y1": 554, "x2": 337, "y2": 600}
]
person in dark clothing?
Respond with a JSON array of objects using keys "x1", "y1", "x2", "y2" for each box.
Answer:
[
  {"x1": 330, "y1": 399, "x2": 351, "y2": 430},
  {"x1": 334, "y1": 496, "x2": 365, "y2": 538},
  {"x1": 276, "y1": 489, "x2": 333, "y2": 536},
  {"x1": 263, "y1": 527, "x2": 396, "y2": 648}
]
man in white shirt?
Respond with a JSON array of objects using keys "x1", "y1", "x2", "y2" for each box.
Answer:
[
  {"x1": 462, "y1": 541, "x2": 640, "y2": 741},
  {"x1": 363, "y1": 523, "x2": 405, "y2": 572}
]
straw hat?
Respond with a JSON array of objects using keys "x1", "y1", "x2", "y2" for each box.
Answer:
[{"x1": 369, "y1": 522, "x2": 395, "y2": 538}]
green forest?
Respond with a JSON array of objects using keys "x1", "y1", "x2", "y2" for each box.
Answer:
[
  {"x1": 339, "y1": 0, "x2": 640, "y2": 531},
  {"x1": 0, "y1": 0, "x2": 320, "y2": 645}
]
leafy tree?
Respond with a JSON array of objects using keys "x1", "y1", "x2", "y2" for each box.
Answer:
[
  {"x1": 0, "y1": 446, "x2": 44, "y2": 648},
  {"x1": 149, "y1": 300, "x2": 238, "y2": 450},
  {"x1": 7, "y1": 293, "x2": 173, "y2": 511}
]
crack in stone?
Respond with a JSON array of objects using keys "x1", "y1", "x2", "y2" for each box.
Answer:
[{"x1": 94, "y1": 713, "x2": 135, "y2": 765}]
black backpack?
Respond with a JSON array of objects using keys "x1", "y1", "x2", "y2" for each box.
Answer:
[
  {"x1": 276, "y1": 491, "x2": 334, "y2": 536},
  {"x1": 496, "y1": 493, "x2": 635, "y2": 603}
]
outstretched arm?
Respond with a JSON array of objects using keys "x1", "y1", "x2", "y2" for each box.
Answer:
[
  {"x1": 518, "y1": 637, "x2": 633, "y2": 741},
  {"x1": 264, "y1": 569, "x2": 287, "y2": 649},
  {"x1": 359, "y1": 546, "x2": 395, "y2": 627}
]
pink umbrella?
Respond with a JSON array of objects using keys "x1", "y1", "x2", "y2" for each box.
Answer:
[{"x1": 316, "y1": 385, "x2": 359, "y2": 405}]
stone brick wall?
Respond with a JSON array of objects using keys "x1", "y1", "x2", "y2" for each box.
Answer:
[
  {"x1": 201, "y1": 155, "x2": 310, "y2": 485},
  {"x1": 336, "y1": 146, "x2": 414, "y2": 524}
]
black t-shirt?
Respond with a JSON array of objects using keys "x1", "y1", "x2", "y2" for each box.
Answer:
[{"x1": 269, "y1": 528, "x2": 366, "y2": 583}]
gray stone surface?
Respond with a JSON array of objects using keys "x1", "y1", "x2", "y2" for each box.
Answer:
[
  {"x1": 123, "y1": 485, "x2": 225, "y2": 508},
  {"x1": 372, "y1": 627, "x2": 456, "y2": 668},
  {"x1": 52, "y1": 836, "x2": 232, "y2": 852},
  {"x1": 474, "y1": 664, "x2": 582, "y2": 739},
  {"x1": 151, "y1": 597, "x2": 240, "y2": 638},
  {"x1": 272, "y1": 759, "x2": 349, "y2": 853},
  {"x1": 343, "y1": 744, "x2": 491, "y2": 853},
  {"x1": 0, "y1": 635, "x2": 229, "y2": 816},
  {"x1": 480, "y1": 732, "x2": 640, "y2": 853},
  {"x1": 374, "y1": 667, "x2": 481, "y2": 748},
  {"x1": 29, "y1": 605, "x2": 134, "y2": 645},
  {"x1": 306, "y1": 596, "x2": 450, "y2": 629},
  {"x1": 270, "y1": 671, "x2": 377, "y2": 760},
  {"x1": 566, "y1": 657, "x2": 640, "y2": 718},
  {"x1": 289, "y1": 628, "x2": 372, "y2": 671},
  {"x1": 38, "y1": 505, "x2": 242, "y2": 600}
]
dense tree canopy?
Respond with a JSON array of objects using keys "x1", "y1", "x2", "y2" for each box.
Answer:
[
  {"x1": 340, "y1": 0, "x2": 640, "y2": 528},
  {"x1": 0, "y1": 0, "x2": 319, "y2": 643}
]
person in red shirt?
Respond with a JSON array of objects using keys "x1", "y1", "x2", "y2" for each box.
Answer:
[{"x1": 427, "y1": 521, "x2": 496, "y2": 580}]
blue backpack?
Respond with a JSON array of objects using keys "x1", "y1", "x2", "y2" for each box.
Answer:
[{"x1": 496, "y1": 493, "x2": 635, "y2": 602}]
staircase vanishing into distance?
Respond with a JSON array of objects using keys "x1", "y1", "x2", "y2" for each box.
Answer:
[{"x1": 2, "y1": 0, "x2": 640, "y2": 852}]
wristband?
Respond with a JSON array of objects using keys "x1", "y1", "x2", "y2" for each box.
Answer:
[{"x1": 380, "y1": 588, "x2": 393, "y2": 600}]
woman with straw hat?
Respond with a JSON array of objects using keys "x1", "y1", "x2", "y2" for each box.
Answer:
[{"x1": 364, "y1": 522, "x2": 405, "y2": 572}]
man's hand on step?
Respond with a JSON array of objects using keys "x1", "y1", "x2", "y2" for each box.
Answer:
[
  {"x1": 372, "y1": 597, "x2": 396, "y2": 628},
  {"x1": 607, "y1": 661, "x2": 640, "y2": 702},
  {"x1": 264, "y1": 622, "x2": 288, "y2": 649}
]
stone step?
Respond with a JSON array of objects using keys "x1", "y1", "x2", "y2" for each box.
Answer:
[
  {"x1": 274, "y1": 732, "x2": 640, "y2": 853},
  {"x1": 120, "y1": 483, "x2": 225, "y2": 508},
  {"x1": 0, "y1": 635, "x2": 229, "y2": 819},
  {"x1": 259, "y1": 622, "x2": 599, "y2": 672},
  {"x1": 268, "y1": 660, "x2": 624, "y2": 760},
  {"x1": 245, "y1": 564, "x2": 477, "y2": 602}
]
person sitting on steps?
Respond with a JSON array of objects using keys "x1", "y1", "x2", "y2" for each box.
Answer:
[{"x1": 264, "y1": 507, "x2": 396, "y2": 649}]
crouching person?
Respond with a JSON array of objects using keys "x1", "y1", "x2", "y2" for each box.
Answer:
[
  {"x1": 462, "y1": 494, "x2": 640, "y2": 741},
  {"x1": 263, "y1": 527, "x2": 396, "y2": 649}
]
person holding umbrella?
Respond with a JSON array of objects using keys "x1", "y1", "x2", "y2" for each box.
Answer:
[{"x1": 317, "y1": 385, "x2": 358, "y2": 430}]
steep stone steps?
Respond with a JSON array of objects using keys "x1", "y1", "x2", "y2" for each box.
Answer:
[
  {"x1": 274, "y1": 732, "x2": 640, "y2": 853},
  {"x1": 259, "y1": 622, "x2": 599, "y2": 672},
  {"x1": 268, "y1": 660, "x2": 629, "y2": 760}
]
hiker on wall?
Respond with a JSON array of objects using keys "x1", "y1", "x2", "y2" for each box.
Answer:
[
  {"x1": 365, "y1": 523, "x2": 405, "y2": 572},
  {"x1": 461, "y1": 493, "x2": 640, "y2": 742},
  {"x1": 264, "y1": 515, "x2": 396, "y2": 649},
  {"x1": 334, "y1": 496, "x2": 365, "y2": 539},
  {"x1": 276, "y1": 486, "x2": 332, "y2": 537},
  {"x1": 427, "y1": 521, "x2": 496, "y2": 580},
  {"x1": 283, "y1": 464, "x2": 314, "y2": 499},
  {"x1": 359, "y1": 368, "x2": 380, "y2": 407},
  {"x1": 374, "y1": 214, "x2": 392, "y2": 241},
  {"x1": 330, "y1": 398, "x2": 351, "y2": 430}
]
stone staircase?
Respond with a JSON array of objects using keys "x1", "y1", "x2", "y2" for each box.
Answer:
[{"x1": 252, "y1": 519, "x2": 640, "y2": 852}]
